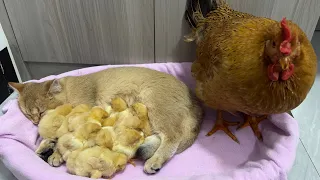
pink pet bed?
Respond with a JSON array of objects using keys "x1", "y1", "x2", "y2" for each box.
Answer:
[{"x1": 0, "y1": 63, "x2": 298, "y2": 180}]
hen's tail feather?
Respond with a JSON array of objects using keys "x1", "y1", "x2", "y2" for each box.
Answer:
[
  {"x1": 184, "y1": 0, "x2": 222, "y2": 42},
  {"x1": 185, "y1": 0, "x2": 219, "y2": 29},
  {"x1": 185, "y1": 0, "x2": 227, "y2": 29}
]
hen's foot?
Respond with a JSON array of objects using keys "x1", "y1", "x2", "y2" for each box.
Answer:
[
  {"x1": 206, "y1": 110, "x2": 240, "y2": 143},
  {"x1": 237, "y1": 114, "x2": 268, "y2": 141}
]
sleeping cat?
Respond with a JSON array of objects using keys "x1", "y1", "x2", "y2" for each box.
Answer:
[{"x1": 9, "y1": 66, "x2": 203, "y2": 174}]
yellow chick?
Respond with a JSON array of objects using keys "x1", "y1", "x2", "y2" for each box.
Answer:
[
  {"x1": 88, "y1": 106, "x2": 109, "y2": 124},
  {"x1": 57, "y1": 106, "x2": 109, "y2": 161},
  {"x1": 73, "y1": 122, "x2": 102, "y2": 147},
  {"x1": 102, "y1": 97, "x2": 128, "y2": 127},
  {"x1": 65, "y1": 148, "x2": 82, "y2": 175},
  {"x1": 58, "y1": 123, "x2": 103, "y2": 161},
  {"x1": 66, "y1": 146, "x2": 127, "y2": 179},
  {"x1": 115, "y1": 102, "x2": 152, "y2": 136},
  {"x1": 36, "y1": 104, "x2": 72, "y2": 161},
  {"x1": 38, "y1": 104, "x2": 73, "y2": 140},
  {"x1": 95, "y1": 126, "x2": 115, "y2": 149},
  {"x1": 67, "y1": 104, "x2": 91, "y2": 132},
  {"x1": 57, "y1": 123, "x2": 102, "y2": 161},
  {"x1": 56, "y1": 132, "x2": 83, "y2": 161},
  {"x1": 54, "y1": 104, "x2": 74, "y2": 116},
  {"x1": 71, "y1": 107, "x2": 109, "y2": 147},
  {"x1": 111, "y1": 97, "x2": 128, "y2": 112},
  {"x1": 67, "y1": 104, "x2": 92, "y2": 116},
  {"x1": 38, "y1": 99, "x2": 150, "y2": 179},
  {"x1": 129, "y1": 102, "x2": 151, "y2": 136},
  {"x1": 102, "y1": 115, "x2": 118, "y2": 127},
  {"x1": 113, "y1": 126, "x2": 145, "y2": 160},
  {"x1": 111, "y1": 101, "x2": 150, "y2": 162},
  {"x1": 102, "y1": 98, "x2": 151, "y2": 163}
]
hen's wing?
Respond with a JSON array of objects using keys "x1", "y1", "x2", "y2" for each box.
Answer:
[{"x1": 186, "y1": 0, "x2": 254, "y2": 81}]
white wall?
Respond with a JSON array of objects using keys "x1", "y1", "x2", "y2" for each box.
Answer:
[
  {"x1": 0, "y1": 22, "x2": 18, "y2": 180},
  {"x1": 0, "y1": 23, "x2": 21, "y2": 82},
  {"x1": 0, "y1": 23, "x2": 8, "y2": 51}
]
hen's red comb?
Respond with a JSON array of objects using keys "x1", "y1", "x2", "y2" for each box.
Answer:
[
  {"x1": 281, "y1": 17, "x2": 292, "y2": 42},
  {"x1": 280, "y1": 17, "x2": 292, "y2": 55}
]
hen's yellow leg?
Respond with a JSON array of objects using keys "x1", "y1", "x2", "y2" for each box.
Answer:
[
  {"x1": 206, "y1": 110, "x2": 240, "y2": 143},
  {"x1": 237, "y1": 114, "x2": 268, "y2": 141}
]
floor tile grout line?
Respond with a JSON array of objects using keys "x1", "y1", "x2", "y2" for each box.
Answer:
[{"x1": 299, "y1": 137, "x2": 320, "y2": 177}]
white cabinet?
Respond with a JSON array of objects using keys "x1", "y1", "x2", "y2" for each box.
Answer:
[
  {"x1": 0, "y1": 0, "x2": 319, "y2": 79},
  {"x1": 155, "y1": 0, "x2": 320, "y2": 62}
]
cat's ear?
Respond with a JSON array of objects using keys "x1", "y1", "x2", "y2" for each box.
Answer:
[
  {"x1": 8, "y1": 82, "x2": 25, "y2": 93},
  {"x1": 46, "y1": 79, "x2": 62, "y2": 95}
]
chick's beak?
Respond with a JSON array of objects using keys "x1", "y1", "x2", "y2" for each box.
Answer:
[{"x1": 279, "y1": 57, "x2": 290, "y2": 70}]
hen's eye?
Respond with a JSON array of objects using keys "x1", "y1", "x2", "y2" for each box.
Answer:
[{"x1": 272, "y1": 41, "x2": 276, "y2": 48}]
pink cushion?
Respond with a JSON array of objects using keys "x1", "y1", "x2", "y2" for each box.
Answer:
[{"x1": 0, "y1": 62, "x2": 298, "y2": 180}]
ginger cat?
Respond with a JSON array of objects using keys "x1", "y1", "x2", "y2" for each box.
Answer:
[{"x1": 9, "y1": 66, "x2": 203, "y2": 174}]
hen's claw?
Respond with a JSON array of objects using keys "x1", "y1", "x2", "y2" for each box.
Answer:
[
  {"x1": 206, "y1": 110, "x2": 240, "y2": 143},
  {"x1": 237, "y1": 115, "x2": 268, "y2": 141}
]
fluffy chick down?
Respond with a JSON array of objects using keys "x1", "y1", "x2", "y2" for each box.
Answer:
[{"x1": 36, "y1": 97, "x2": 151, "y2": 179}]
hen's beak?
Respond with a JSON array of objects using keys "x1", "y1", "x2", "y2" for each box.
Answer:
[{"x1": 279, "y1": 57, "x2": 290, "y2": 70}]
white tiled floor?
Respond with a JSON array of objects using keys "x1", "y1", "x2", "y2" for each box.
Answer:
[
  {"x1": 1, "y1": 33, "x2": 320, "y2": 180},
  {"x1": 0, "y1": 161, "x2": 16, "y2": 180},
  {"x1": 289, "y1": 31, "x2": 320, "y2": 179}
]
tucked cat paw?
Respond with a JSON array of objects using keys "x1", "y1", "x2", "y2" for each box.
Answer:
[
  {"x1": 143, "y1": 156, "x2": 163, "y2": 174},
  {"x1": 35, "y1": 139, "x2": 55, "y2": 154},
  {"x1": 48, "y1": 151, "x2": 64, "y2": 167},
  {"x1": 36, "y1": 139, "x2": 56, "y2": 161}
]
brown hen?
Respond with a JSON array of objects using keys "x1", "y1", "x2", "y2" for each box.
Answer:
[{"x1": 184, "y1": 0, "x2": 317, "y2": 142}]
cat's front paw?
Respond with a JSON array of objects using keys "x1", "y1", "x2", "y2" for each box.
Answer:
[
  {"x1": 48, "y1": 151, "x2": 64, "y2": 167},
  {"x1": 36, "y1": 139, "x2": 56, "y2": 161}
]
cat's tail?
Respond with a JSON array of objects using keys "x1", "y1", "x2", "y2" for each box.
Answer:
[{"x1": 135, "y1": 135, "x2": 161, "y2": 160}]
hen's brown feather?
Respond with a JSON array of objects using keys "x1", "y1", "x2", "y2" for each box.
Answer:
[{"x1": 186, "y1": 0, "x2": 317, "y2": 116}]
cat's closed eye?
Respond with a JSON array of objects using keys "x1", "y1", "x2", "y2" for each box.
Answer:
[
  {"x1": 40, "y1": 111, "x2": 46, "y2": 118},
  {"x1": 24, "y1": 112, "x2": 34, "y2": 122},
  {"x1": 26, "y1": 114, "x2": 32, "y2": 119}
]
